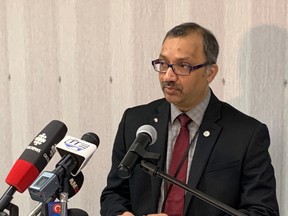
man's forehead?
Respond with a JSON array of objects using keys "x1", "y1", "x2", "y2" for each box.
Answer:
[{"x1": 160, "y1": 34, "x2": 204, "y2": 58}]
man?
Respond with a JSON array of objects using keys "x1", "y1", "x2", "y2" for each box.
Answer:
[{"x1": 100, "y1": 22, "x2": 279, "y2": 215}]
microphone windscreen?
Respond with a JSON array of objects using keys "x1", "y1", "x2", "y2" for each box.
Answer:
[
  {"x1": 68, "y1": 208, "x2": 89, "y2": 216},
  {"x1": 5, "y1": 120, "x2": 67, "y2": 192},
  {"x1": 81, "y1": 132, "x2": 100, "y2": 148},
  {"x1": 136, "y1": 125, "x2": 157, "y2": 145}
]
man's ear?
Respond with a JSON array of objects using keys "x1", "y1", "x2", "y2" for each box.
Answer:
[{"x1": 206, "y1": 64, "x2": 218, "y2": 83}]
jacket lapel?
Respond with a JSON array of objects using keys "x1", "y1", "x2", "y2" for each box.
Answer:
[
  {"x1": 184, "y1": 92, "x2": 222, "y2": 215},
  {"x1": 147, "y1": 100, "x2": 170, "y2": 208}
]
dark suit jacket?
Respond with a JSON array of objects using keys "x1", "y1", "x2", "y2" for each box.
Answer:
[{"x1": 100, "y1": 92, "x2": 279, "y2": 216}]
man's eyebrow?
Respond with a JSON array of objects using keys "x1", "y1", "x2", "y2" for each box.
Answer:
[{"x1": 158, "y1": 55, "x2": 193, "y2": 62}]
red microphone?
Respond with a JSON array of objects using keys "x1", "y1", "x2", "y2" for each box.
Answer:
[{"x1": 0, "y1": 120, "x2": 68, "y2": 212}]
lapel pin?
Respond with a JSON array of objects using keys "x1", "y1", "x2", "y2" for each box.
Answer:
[
  {"x1": 203, "y1": 131, "x2": 210, "y2": 137},
  {"x1": 153, "y1": 118, "x2": 158, "y2": 123}
]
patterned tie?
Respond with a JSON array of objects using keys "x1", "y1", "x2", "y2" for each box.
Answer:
[{"x1": 164, "y1": 113, "x2": 192, "y2": 216}]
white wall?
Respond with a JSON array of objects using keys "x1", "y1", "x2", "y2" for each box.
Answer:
[{"x1": 0, "y1": 0, "x2": 287, "y2": 215}]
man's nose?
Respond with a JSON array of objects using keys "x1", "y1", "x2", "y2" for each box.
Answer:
[{"x1": 162, "y1": 67, "x2": 177, "y2": 82}]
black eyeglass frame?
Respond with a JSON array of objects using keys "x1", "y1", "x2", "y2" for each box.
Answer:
[{"x1": 151, "y1": 59, "x2": 210, "y2": 76}]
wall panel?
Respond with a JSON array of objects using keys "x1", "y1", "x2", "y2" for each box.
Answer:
[{"x1": 0, "y1": 0, "x2": 287, "y2": 215}]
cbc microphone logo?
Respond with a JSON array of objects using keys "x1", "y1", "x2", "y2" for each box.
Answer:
[
  {"x1": 27, "y1": 133, "x2": 47, "y2": 153},
  {"x1": 33, "y1": 133, "x2": 47, "y2": 146}
]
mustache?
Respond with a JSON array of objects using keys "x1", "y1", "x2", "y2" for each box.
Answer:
[{"x1": 161, "y1": 81, "x2": 177, "y2": 88}]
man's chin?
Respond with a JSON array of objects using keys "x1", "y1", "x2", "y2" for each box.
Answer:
[{"x1": 164, "y1": 94, "x2": 181, "y2": 105}]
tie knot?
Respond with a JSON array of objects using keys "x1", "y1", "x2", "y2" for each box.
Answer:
[{"x1": 178, "y1": 114, "x2": 192, "y2": 127}]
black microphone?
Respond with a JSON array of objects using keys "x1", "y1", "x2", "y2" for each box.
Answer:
[
  {"x1": 0, "y1": 120, "x2": 67, "y2": 212},
  {"x1": 68, "y1": 208, "x2": 89, "y2": 216},
  {"x1": 118, "y1": 125, "x2": 157, "y2": 179}
]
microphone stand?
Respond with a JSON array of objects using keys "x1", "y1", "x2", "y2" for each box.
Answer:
[
  {"x1": 59, "y1": 175, "x2": 69, "y2": 216},
  {"x1": 27, "y1": 196, "x2": 55, "y2": 216},
  {"x1": 127, "y1": 145, "x2": 246, "y2": 216},
  {"x1": 0, "y1": 203, "x2": 19, "y2": 216},
  {"x1": 0, "y1": 187, "x2": 15, "y2": 209},
  {"x1": 140, "y1": 160, "x2": 246, "y2": 216},
  {"x1": 27, "y1": 202, "x2": 43, "y2": 216}
]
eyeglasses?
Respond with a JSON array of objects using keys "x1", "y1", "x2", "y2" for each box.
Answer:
[{"x1": 151, "y1": 59, "x2": 209, "y2": 76}]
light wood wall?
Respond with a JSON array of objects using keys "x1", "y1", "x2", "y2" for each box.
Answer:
[{"x1": 0, "y1": 0, "x2": 287, "y2": 215}]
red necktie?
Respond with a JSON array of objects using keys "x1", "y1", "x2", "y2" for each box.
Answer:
[{"x1": 164, "y1": 114, "x2": 191, "y2": 216}]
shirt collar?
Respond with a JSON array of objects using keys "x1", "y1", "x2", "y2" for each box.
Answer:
[{"x1": 170, "y1": 89, "x2": 211, "y2": 126}]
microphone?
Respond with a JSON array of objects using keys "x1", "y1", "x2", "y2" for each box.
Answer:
[
  {"x1": 29, "y1": 132, "x2": 98, "y2": 216},
  {"x1": 68, "y1": 208, "x2": 89, "y2": 216},
  {"x1": 0, "y1": 120, "x2": 67, "y2": 212},
  {"x1": 28, "y1": 171, "x2": 84, "y2": 202},
  {"x1": 55, "y1": 132, "x2": 100, "y2": 176},
  {"x1": 118, "y1": 125, "x2": 157, "y2": 179},
  {"x1": 55, "y1": 133, "x2": 99, "y2": 216},
  {"x1": 28, "y1": 132, "x2": 99, "y2": 202},
  {"x1": 28, "y1": 172, "x2": 84, "y2": 216}
]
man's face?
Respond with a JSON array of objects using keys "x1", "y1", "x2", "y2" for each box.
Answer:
[{"x1": 158, "y1": 33, "x2": 217, "y2": 111}]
